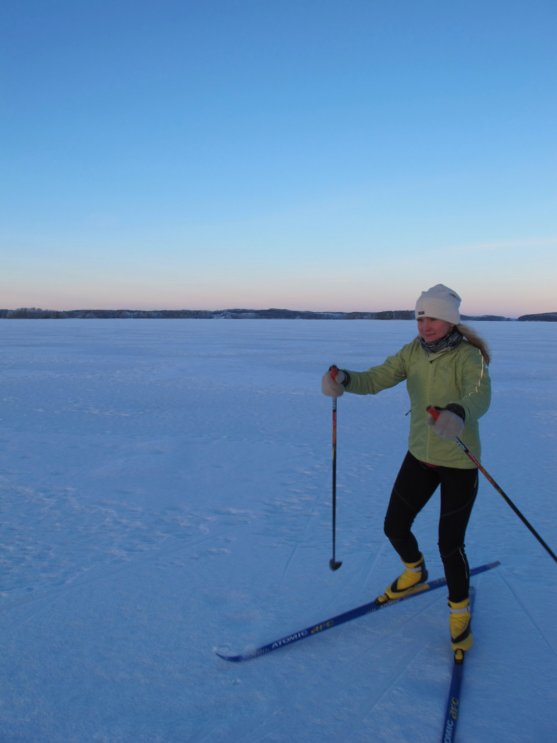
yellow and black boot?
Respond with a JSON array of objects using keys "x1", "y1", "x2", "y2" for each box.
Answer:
[
  {"x1": 449, "y1": 597, "x2": 473, "y2": 653},
  {"x1": 378, "y1": 554, "x2": 428, "y2": 603}
]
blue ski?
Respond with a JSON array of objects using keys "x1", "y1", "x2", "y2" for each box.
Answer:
[
  {"x1": 440, "y1": 588, "x2": 476, "y2": 742},
  {"x1": 216, "y1": 561, "x2": 500, "y2": 662}
]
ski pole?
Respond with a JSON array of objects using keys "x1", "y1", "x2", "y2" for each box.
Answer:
[
  {"x1": 329, "y1": 369, "x2": 342, "y2": 571},
  {"x1": 427, "y1": 406, "x2": 557, "y2": 563}
]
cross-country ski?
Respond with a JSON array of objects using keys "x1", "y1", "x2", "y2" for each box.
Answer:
[{"x1": 216, "y1": 563, "x2": 499, "y2": 662}]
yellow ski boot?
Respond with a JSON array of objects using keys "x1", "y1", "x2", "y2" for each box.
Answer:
[
  {"x1": 449, "y1": 597, "x2": 473, "y2": 653},
  {"x1": 377, "y1": 555, "x2": 428, "y2": 604}
]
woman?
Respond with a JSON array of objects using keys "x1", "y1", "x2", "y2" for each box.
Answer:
[{"x1": 321, "y1": 284, "x2": 491, "y2": 654}]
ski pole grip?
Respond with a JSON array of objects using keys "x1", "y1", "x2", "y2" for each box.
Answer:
[
  {"x1": 426, "y1": 405, "x2": 440, "y2": 421},
  {"x1": 329, "y1": 365, "x2": 339, "y2": 381}
]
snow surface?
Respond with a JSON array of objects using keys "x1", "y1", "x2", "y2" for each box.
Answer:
[{"x1": 0, "y1": 319, "x2": 555, "y2": 743}]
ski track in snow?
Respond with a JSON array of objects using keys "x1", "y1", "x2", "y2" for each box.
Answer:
[
  {"x1": 498, "y1": 570, "x2": 554, "y2": 652},
  {"x1": 0, "y1": 319, "x2": 556, "y2": 742}
]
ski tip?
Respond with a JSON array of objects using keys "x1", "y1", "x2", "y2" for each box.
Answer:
[
  {"x1": 486, "y1": 559, "x2": 501, "y2": 569},
  {"x1": 215, "y1": 650, "x2": 241, "y2": 662},
  {"x1": 214, "y1": 645, "x2": 240, "y2": 662},
  {"x1": 215, "y1": 643, "x2": 262, "y2": 663}
]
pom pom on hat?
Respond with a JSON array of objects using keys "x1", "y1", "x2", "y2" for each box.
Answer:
[{"x1": 415, "y1": 284, "x2": 461, "y2": 325}]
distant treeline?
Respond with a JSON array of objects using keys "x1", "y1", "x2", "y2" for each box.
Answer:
[{"x1": 0, "y1": 308, "x2": 555, "y2": 321}]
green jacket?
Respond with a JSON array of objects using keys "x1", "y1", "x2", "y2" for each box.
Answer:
[{"x1": 345, "y1": 338, "x2": 491, "y2": 469}]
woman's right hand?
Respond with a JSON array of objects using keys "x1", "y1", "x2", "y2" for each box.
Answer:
[{"x1": 321, "y1": 366, "x2": 346, "y2": 397}]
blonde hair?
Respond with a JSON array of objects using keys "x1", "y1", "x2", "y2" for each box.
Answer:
[{"x1": 456, "y1": 323, "x2": 491, "y2": 365}]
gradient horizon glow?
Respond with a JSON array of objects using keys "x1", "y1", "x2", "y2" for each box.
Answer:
[{"x1": 2, "y1": 1, "x2": 556, "y2": 318}]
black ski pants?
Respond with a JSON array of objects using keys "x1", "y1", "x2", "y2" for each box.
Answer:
[{"x1": 384, "y1": 451, "x2": 478, "y2": 603}]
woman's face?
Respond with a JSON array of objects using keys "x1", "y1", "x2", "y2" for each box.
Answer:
[{"x1": 417, "y1": 317, "x2": 454, "y2": 343}]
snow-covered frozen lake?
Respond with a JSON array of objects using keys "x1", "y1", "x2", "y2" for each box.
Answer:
[{"x1": 1, "y1": 319, "x2": 555, "y2": 742}]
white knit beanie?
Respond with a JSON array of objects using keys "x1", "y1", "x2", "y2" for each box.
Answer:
[{"x1": 415, "y1": 284, "x2": 461, "y2": 325}]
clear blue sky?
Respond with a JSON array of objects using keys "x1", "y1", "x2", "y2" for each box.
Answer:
[{"x1": 1, "y1": 0, "x2": 556, "y2": 316}]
